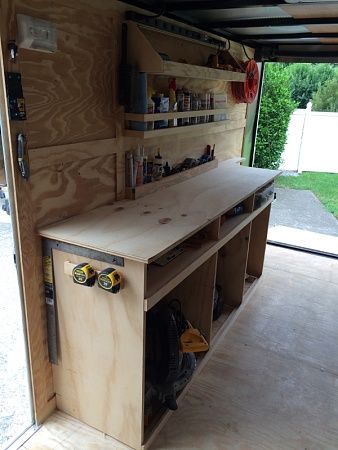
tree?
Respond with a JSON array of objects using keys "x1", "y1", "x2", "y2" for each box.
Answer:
[
  {"x1": 287, "y1": 63, "x2": 335, "y2": 109},
  {"x1": 254, "y1": 63, "x2": 296, "y2": 170},
  {"x1": 312, "y1": 75, "x2": 338, "y2": 112}
]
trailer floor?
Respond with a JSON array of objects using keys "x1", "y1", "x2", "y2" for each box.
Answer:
[{"x1": 21, "y1": 245, "x2": 338, "y2": 450}]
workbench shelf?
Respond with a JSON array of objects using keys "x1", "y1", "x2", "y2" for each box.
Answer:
[
  {"x1": 127, "y1": 21, "x2": 245, "y2": 83},
  {"x1": 124, "y1": 119, "x2": 231, "y2": 139},
  {"x1": 125, "y1": 108, "x2": 229, "y2": 123}
]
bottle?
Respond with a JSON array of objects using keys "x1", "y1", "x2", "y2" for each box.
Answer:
[
  {"x1": 142, "y1": 146, "x2": 148, "y2": 184},
  {"x1": 205, "y1": 92, "x2": 211, "y2": 123},
  {"x1": 168, "y1": 78, "x2": 177, "y2": 128},
  {"x1": 199, "y1": 92, "x2": 207, "y2": 124},
  {"x1": 134, "y1": 145, "x2": 144, "y2": 187},
  {"x1": 163, "y1": 161, "x2": 171, "y2": 177},
  {"x1": 190, "y1": 93, "x2": 199, "y2": 125},
  {"x1": 176, "y1": 88, "x2": 184, "y2": 127},
  {"x1": 153, "y1": 149, "x2": 163, "y2": 180},
  {"x1": 147, "y1": 95, "x2": 155, "y2": 131},
  {"x1": 183, "y1": 89, "x2": 191, "y2": 126},
  {"x1": 209, "y1": 92, "x2": 214, "y2": 122}
]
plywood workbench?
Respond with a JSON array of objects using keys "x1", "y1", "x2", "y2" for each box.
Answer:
[{"x1": 38, "y1": 160, "x2": 279, "y2": 450}]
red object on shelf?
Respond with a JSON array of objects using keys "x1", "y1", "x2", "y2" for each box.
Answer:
[{"x1": 231, "y1": 60, "x2": 259, "y2": 104}]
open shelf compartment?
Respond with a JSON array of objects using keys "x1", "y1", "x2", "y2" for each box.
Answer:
[{"x1": 144, "y1": 254, "x2": 216, "y2": 441}]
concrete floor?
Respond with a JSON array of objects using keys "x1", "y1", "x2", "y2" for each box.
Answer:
[
  {"x1": 21, "y1": 245, "x2": 338, "y2": 450},
  {"x1": 0, "y1": 210, "x2": 32, "y2": 449},
  {"x1": 270, "y1": 188, "x2": 338, "y2": 236}
]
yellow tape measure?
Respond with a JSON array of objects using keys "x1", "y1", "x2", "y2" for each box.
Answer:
[
  {"x1": 98, "y1": 268, "x2": 122, "y2": 294},
  {"x1": 72, "y1": 262, "x2": 96, "y2": 287}
]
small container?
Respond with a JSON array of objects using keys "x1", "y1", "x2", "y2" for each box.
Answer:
[
  {"x1": 176, "y1": 88, "x2": 184, "y2": 127},
  {"x1": 153, "y1": 149, "x2": 163, "y2": 180},
  {"x1": 183, "y1": 89, "x2": 191, "y2": 126},
  {"x1": 147, "y1": 96, "x2": 155, "y2": 130},
  {"x1": 190, "y1": 93, "x2": 199, "y2": 125}
]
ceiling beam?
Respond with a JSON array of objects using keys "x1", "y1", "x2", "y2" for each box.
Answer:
[
  {"x1": 240, "y1": 32, "x2": 338, "y2": 41},
  {"x1": 165, "y1": 0, "x2": 324, "y2": 11},
  {"x1": 203, "y1": 17, "x2": 338, "y2": 28}
]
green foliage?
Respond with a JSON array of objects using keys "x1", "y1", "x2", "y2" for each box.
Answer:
[
  {"x1": 312, "y1": 74, "x2": 338, "y2": 112},
  {"x1": 254, "y1": 63, "x2": 296, "y2": 170},
  {"x1": 276, "y1": 172, "x2": 338, "y2": 218},
  {"x1": 286, "y1": 63, "x2": 336, "y2": 109}
]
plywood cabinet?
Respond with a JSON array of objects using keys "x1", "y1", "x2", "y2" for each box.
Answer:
[{"x1": 38, "y1": 161, "x2": 279, "y2": 449}]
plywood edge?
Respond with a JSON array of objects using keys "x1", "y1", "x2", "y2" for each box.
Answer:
[
  {"x1": 124, "y1": 119, "x2": 246, "y2": 139},
  {"x1": 127, "y1": 21, "x2": 164, "y2": 72},
  {"x1": 29, "y1": 138, "x2": 119, "y2": 171},
  {"x1": 125, "y1": 108, "x2": 229, "y2": 122},
  {"x1": 162, "y1": 61, "x2": 246, "y2": 82}
]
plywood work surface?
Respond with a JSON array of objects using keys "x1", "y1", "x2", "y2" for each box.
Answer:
[
  {"x1": 22, "y1": 246, "x2": 338, "y2": 450},
  {"x1": 38, "y1": 162, "x2": 278, "y2": 263}
]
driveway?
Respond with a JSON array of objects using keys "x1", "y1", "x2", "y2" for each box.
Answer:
[
  {"x1": 268, "y1": 188, "x2": 338, "y2": 255},
  {"x1": 270, "y1": 188, "x2": 338, "y2": 236}
]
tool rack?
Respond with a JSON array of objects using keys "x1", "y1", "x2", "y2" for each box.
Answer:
[{"x1": 38, "y1": 160, "x2": 279, "y2": 450}]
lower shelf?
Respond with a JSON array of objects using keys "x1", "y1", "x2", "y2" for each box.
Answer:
[{"x1": 143, "y1": 275, "x2": 260, "y2": 448}]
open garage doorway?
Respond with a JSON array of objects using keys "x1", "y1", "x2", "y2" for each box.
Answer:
[
  {"x1": 0, "y1": 144, "x2": 33, "y2": 449},
  {"x1": 253, "y1": 62, "x2": 338, "y2": 257}
]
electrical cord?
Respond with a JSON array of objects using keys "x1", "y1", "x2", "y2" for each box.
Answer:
[{"x1": 242, "y1": 43, "x2": 251, "y2": 61}]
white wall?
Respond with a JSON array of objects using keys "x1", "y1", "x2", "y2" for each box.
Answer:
[{"x1": 281, "y1": 107, "x2": 338, "y2": 174}]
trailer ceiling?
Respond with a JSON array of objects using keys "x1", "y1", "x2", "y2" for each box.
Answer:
[{"x1": 124, "y1": 0, "x2": 338, "y2": 62}]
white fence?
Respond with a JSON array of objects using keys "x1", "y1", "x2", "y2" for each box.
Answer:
[{"x1": 280, "y1": 103, "x2": 338, "y2": 174}]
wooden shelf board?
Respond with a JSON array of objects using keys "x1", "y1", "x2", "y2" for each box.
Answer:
[
  {"x1": 158, "y1": 61, "x2": 246, "y2": 82},
  {"x1": 126, "y1": 159, "x2": 218, "y2": 200},
  {"x1": 124, "y1": 119, "x2": 231, "y2": 138},
  {"x1": 145, "y1": 199, "x2": 273, "y2": 310},
  {"x1": 125, "y1": 108, "x2": 229, "y2": 122}
]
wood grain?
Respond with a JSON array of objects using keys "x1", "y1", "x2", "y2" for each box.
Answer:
[
  {"x1": 167, "y1": 254, "x2": 217, "y2": 343},
  {"x1": 52, "y1": 250, "x2": 146, "y2": 450},
  {"x1": 217, "y1": 223, "x2": 251, "y2": 307},
  {"x1": 30, "y1": 153, "x2": 117, "y2": 227},
  {"x1": 23, "y1": 410, "x2": 132, "y2": 450},
  {"x1": 7, "y1": 0, "x2": 118, "y2": 148},
  {"x1": 38, "y1": 163, "x2": 279, "y2": 263},
  {"x1": 29, "y1": 138, "x2": 118, "y2": 172}
]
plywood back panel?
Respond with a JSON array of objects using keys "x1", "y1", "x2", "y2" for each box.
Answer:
[
  {"x1": 1, "y1": 0, "x2": 118, "y2": 148},
  {"x1": 30, "y1": 153, "x2": 117, "y2": 227}
]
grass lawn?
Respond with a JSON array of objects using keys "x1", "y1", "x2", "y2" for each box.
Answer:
[{"x1": 276, "y1": 172, "x2": 338, "y2": 219}]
